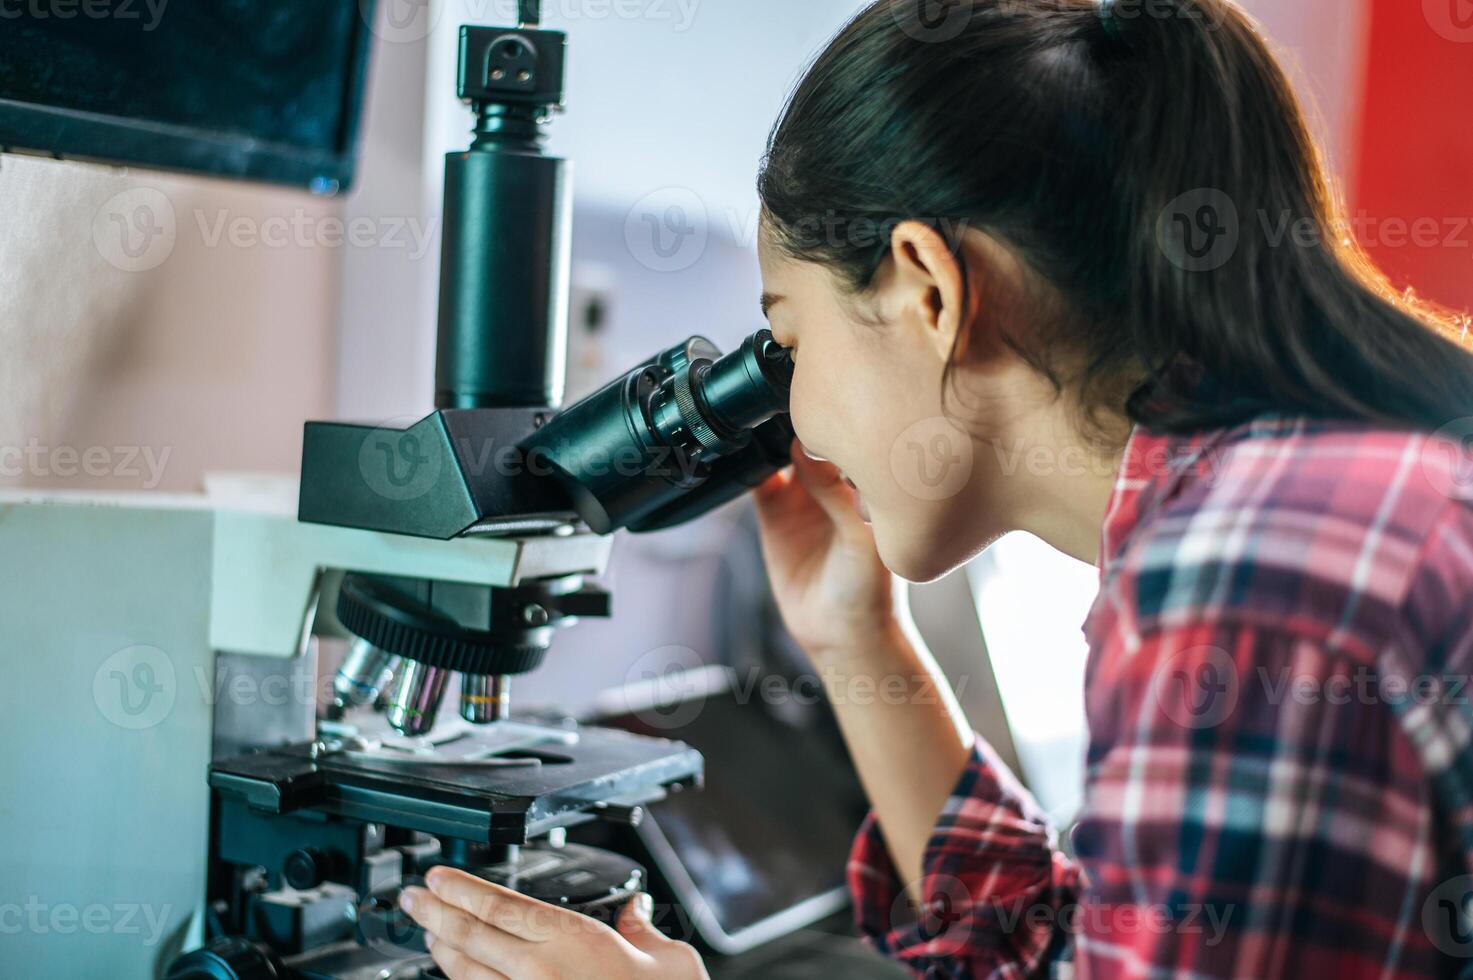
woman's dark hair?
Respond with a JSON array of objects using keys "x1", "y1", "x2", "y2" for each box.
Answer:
[{"x1": 757, "y1": 0, "x2": 1473, "y2": 439}]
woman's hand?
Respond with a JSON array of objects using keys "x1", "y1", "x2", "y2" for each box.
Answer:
[
  {"x1": 754, "y1": 440, "x2": 905, "y2": 662},
  {"x1": 401, "y1": 868, "x2": 708, "y2": 980},
  {"x1": 754, "y1": 441, "x2": 974, "y2": 891}
]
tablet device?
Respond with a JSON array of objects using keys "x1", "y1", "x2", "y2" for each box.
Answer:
[{"x1": 591, "y1": 665, "x2": 870, "y2": 955}]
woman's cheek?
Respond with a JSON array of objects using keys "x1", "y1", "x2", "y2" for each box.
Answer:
[
  {"x1": 862, "y1": 459, "x2": 981, "y2": 581},
  {"x1": 867, "y1": 508, "x2": 939, "y2": 582},
  {"x1": 785, "y1": 369, "x2": 826, "y2": 452}
]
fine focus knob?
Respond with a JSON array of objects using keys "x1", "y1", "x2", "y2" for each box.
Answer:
[{"x1": 284, "y1": 847, "x2": 330, "y2": 890}]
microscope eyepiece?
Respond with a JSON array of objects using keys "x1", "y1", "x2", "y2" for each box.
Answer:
[
  {"x1": 699, "y1": 329, "x2": 794, "y2": 435},
  {"x1": 647, "y1": 329, "x2": 792, "y2": 458},
  {"x1": 521, "y1": 328, "x2": 795, "y2": 534}
]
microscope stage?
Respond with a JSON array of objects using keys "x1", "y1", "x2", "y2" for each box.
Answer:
[{"x1": 209, "y1": 722, "x2": 702, "y2": 845}]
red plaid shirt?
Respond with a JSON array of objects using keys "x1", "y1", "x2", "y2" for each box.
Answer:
[{"x1": 848, "y1": 415, "x2": 1473, "y2": 978}]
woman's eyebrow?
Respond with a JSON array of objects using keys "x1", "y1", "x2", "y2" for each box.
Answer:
[{"x1": 760, "y1": 293, "x2": 786, "y2": 318}]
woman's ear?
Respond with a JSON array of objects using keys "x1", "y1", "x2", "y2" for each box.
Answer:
[
  {"x1": 882, "y1": 220, "x2": 1022, "y2": 372},
  {"x1": 882, "y1": 220, "x2": 967, "y2": 365}
]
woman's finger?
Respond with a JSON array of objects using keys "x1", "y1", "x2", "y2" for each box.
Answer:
[
  {"x1": 754, "y1": 466, "x2": 812, "y2": 528},
  {"x1": 426, "y1": 866, "x2": 593, "y2": 944},
  {"x1": 427, "y1": 934, "x2": 511, "y2": 980},
  {"x1": 789, "y1": 442, "x2": 865, "y2": 530},
  {"x1": 753, "y1": 466, "x2": 794, "y2": 507},
  {"x1": 401, "y1": 888, "x2": 533, "y2": 973}
]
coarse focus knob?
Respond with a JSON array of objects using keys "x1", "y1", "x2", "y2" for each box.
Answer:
[{"x1": 336, "y1": 575, "x2": 550, "y2": 676}]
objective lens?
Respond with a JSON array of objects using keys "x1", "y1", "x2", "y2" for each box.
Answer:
[
  {"x1": 460, "y1": 674, "x2": 511, "y2": 723},
  {"x1": 331, "y1": 639, "x2": 399, "y2": 715},
  {"x1": 385, "y1": 660, "x2": 451, "y2": 736}
]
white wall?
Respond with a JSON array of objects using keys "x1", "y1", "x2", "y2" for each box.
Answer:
[
  {"x1": 1238, "y1": 0, "x2": 1372, "y2": 186},
  {"x1": 0, "y1": 157, "x2": 339, "y2": 494}
]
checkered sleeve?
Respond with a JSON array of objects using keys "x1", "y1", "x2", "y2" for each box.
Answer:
[
  {"x1": 847, "y1": 736, "x2": 1082, "y2": 979},
  {"x1": 847, "y1": 616, "x2": 1451, "y2": 978},
  {"x1": 1071, "y1": 618, "x2": 1444, "y2": 978}
]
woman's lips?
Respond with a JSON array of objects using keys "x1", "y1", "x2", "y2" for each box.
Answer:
[
  {"x1": 805, "y1": 448, "x2": 871, "y2": 523},
  {"x1": 839, "y1": 471, "x2": 871, "y2": 523}
]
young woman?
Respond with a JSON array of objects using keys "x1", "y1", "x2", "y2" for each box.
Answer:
[{"x1": 401, "y1": 0, "x2": 1473, "y2": 976}]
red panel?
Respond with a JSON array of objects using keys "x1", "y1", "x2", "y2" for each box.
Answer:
[{"x1": 1352, "y1": 0, "x2": 1473, "y2": 313}]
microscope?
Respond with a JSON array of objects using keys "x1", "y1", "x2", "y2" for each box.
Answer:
[{"x1": 164, "y1": 5, "x2": 795, "y2": 978}]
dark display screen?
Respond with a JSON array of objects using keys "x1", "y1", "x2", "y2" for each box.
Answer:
[
  {"x1": 599, "y1": 688, "x2": 869, "y2": 936},
  {"x1": 0, "y1": 0, "x2": 373, "y2": 187}
]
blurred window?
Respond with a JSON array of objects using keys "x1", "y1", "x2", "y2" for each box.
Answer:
[{"x1": 966, "y1": 533, "x2": 1098, "y2": 826}]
